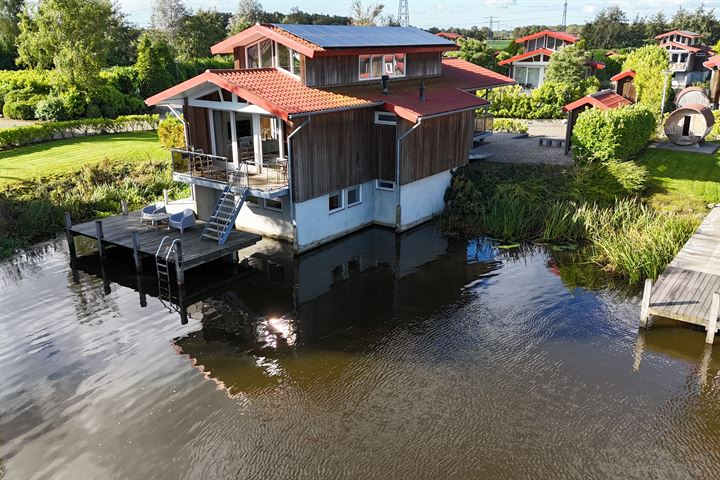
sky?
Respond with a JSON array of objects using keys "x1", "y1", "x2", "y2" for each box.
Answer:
[{"x1": 120, "y1": 0, "x2": 720, "y2": 30}]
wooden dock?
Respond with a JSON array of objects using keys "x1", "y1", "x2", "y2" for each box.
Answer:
[
  {"x1": 67, "y1": 210, "x2": 261, "y2": 282},
  {"x1": 641, "y1": 206, "x2": 720, "y2": 343}
]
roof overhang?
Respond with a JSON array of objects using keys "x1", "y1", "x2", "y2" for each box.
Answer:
[
  {"x1": 515, "y1": 30, "x2": 578, "y2": 44},
  {"x1": 498, "y1": 48, "x2": 554, "y2": 66},
  {"x1": 212, "y1": 24, "x2": 321, "y2": 58},
  {"x1": 610, "y1": 69, "x2": 636, "y2": 82},
  {"x1": 656, "y1": 30, "x2": 701, "y2": 39}
]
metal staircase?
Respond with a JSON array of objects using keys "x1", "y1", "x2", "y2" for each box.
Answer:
[
  {"x1": 156, "y1": 236, "x2": 179, "y2": 306},
  {"x1": 202, "y1": 165, "x2": 248, "y2": 246}
]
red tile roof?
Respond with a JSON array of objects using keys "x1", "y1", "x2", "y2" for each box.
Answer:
[
  {"x1": 656, "y1": 30, "x2": 701, "y2": 39},
  {"x1": 146, "y1": 58, "x2": 514, "y2": 123},
  {"x1": 515, "y1": 30, "x2": 578, "y2": 44},
  {"x1": 660, "y1": 41, "x2": 703, "y2": 53},
  {"x1": 562, "y1": 90, "x2": 631, "y2": 113},
  {"x1": 498, "y1": 48, "x2": 554, "y2": 66},
  {"x1": 437, "y1": 32, "x2": 461, "y2": 40},
  {"x1": 145, "y1": 69, "x2": 379, "y2": 120},
  {"x1": 610, "y1": 69, "x2": 636, "y2": 82},
  {"x1": 704, "y1": 55, "x2": 720, "y2": 69},
  {"x1": 587, "y1": 60, "x2": 605, "y2": 70}
]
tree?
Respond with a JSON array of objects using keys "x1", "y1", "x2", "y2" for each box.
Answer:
[
  {"x1": 135, "y1": 32, "x2": 175, "y2": 97},
  {"x1": 581, "y1": 7, "x2": 631, "y2": 49},
  {"x1": 670, "y1": 5, "x2": 720, "y2": 45},
  {"x1": 623, "y1": 45, "x2": 670, "y2": 113},
  {"x1": 227, "y1": 0, "x2": 266, "y2": 35},
  {"x1": 177, "y1": 9, "x2": 229, "y2": 59},
  {"x1": 16, "y1": 0, "x2": 115, "y2": 90},
  {"x1": 151, "y1": 0, "x2": 187, "y2": 47},
  {"x1": 645, "y1": 12, "x2": 669, "y2": 39},
  {"x1": 106, "y1": 4, "x2": 141, "y2": 66},
  {"x1": 545, "y1": 44, "x2": 587, "y2": 86},
  {"x1": 0, "y1": 0, "x2": 23, "y2": 49},
  {"x1": 449, "y1": 37, "x2": 494, "y2": 69},
  {"x1": 350, "y1": 0, "x2": 384, "y2": 26}
]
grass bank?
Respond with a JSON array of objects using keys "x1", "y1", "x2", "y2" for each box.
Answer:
[
  {"x1": 443, "y1": 150, "x2": 717, "y2": 284},
  {"x1": 0, "y1": 131, "x2": 164, "y2": 189},
  {"x1": 0, "y1": 131, "x2": 186, "y2": 259}
]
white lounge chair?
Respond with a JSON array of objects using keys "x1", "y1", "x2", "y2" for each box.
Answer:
[
  {"x1": 168, "y1": 209, "x2": 196, "y2": 234},
  {"x1": 141, "y1": 203, "x2": 166, "y2": 225}
]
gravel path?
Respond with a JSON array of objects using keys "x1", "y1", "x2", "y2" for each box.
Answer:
[
  {"x1": 0, "y1": 117, "x2": 38, "y2": 129},
  {"x1": 472, "y1": 131, "x2": 573, "y2": 166}
]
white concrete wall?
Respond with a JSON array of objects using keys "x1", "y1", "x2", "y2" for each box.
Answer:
[
  {"x1": 235, "y1": 194, "x2": 293, "y2": 241},
  {"x1": 399, "y1": 169, "x2": 452, "y2": 230},
  {"x1": 295, "y1": 180, "x2": 376, "y2": 252},
  {"x1": 373, "y1": 186, "x2": 396, "y2": 227}
]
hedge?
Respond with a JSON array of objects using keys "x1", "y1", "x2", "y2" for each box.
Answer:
[
  {"x1": 0, "y1": 114, "x2": 161, "y2": 151},
  {"x1": 493, "y1": 118, "x2": 528, "y2": 134},
  {"x1": 488, "y1": 79, "x2": 600, "y2": 120},
  {"x1": 572, "y1": 105, "x2": 656, "y2": 163}
]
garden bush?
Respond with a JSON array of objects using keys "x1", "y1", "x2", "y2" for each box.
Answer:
[
  {"x1": 0, "y1": 114, "x2": 160, "y2": 150},
  {"x1": 34, "y1": 96, "x2": 71, "y2": 121},
  {"x1": 157, "y1": 116, "x2": 186, "y2": 149},
  {"x1": 489, "y1": 80, "x2": 599, "y2": 120},
  {"x1": 572, "y1": 104, "x2": 656, "y2": 163},
  {"x1": 493, "y1": 118, "x2": 528, "y2": 133}
]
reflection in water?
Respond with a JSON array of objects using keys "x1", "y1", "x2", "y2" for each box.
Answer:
[{"x1": 3, "y1": 224, "x2": 720, "y2": 479}]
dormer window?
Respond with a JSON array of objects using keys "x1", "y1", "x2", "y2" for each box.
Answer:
[
  {"x1": 359, "y1": 54, "x2": 406, "y2": 80},
  {"x1": 247, "y1": 39, "x2": 273, "y2": 68},
  {"x1": 276, "y1": 43, "x2": 301, "y2": 77}
]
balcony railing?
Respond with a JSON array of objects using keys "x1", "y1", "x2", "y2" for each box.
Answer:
[
  {"x1": 475, "y1": 114, "x2": 494, "y2": 133},
  {"x1": 669, "y1": 62, "x2": 689, "y2": 71},
  {"x1": 171, "y1": 148, "x2": 235, "y2": 184}
]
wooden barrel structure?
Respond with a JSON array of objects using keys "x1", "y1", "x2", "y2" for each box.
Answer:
[
  {"x1": 664, "y1": 104, "x2": 715, "y2": 146},
  {"x1": 676, "y1": 86, "x2": 711, "y2": 108}
]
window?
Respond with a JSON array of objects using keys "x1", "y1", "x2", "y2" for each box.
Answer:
[
  {"x1": 328, "y1": 191, "x2": 344, "y2": 212},
  {"x1": 247, "y1": 44, "x2": 259, "y2": 68},
  {"x1": 375, "y1": 112, "x2": 397, "y2": 125},
  {"x1": 346, "y1": 185, "x2": 361, "y2": 207},
  {"x1": 275, "y1": 42, "x2": 301, "y2": 77},
  {"x1": 264, "y1": 198, "x2": 283, "y2": 212},
  {"x1": 246, "y1": 195, "x2": 261, "y2": 207},
  {"x1": 260, "y1": 39, "x2": 273, "y2": 67},
  {"x1": 514, "y1": 66, "x2": 541, "y2": 89},
  {"x1": 376, "y1": 180, "x2": 395, "y2": 191},
  {"x1": 359, "y1": 53, "x2": 406, "y2": 80},
  {"x1": 246, "y1": 39, "x2": 273, "y2": 68}
]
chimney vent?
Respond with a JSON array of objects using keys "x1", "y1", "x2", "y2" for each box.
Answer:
[{"x1": 381, "y1": 75, "x2": 389, "y2": 95}]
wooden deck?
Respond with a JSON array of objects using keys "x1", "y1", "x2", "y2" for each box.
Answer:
[
  {"x1": 643, "y1": 207, "x2": 720, "y2": 342},
  {"x1": 69, "y1": 210, "x2": 261, "y2": 272}
]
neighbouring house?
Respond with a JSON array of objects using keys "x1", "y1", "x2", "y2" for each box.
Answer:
[
  {"x1": 610, "y1": 69, "x2": 637, "y2": 102},
  {"x1": 656, "y1": 30, "x2": 713, "y2": 88},
  {"x1": 436, "y1": 32, "x2": 461, "y2": 43},
  {"x1": 703, "y1": 55, "x2": 720, "y2": 107},
  {"x1": 146, "y1": 24, "x2": 515, "y2": 253},
  {"x1": 498, "y1": 30, "x2": 580, "y2": 89},
  {"x1": 562, "y1": 89, "x2": 632, "y2": 154}
]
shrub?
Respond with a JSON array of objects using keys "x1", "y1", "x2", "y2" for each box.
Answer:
[
  {"x1": 35, "y1": 96, "x2": 71, "y2": 121},
  {"x1": 100, "y1": 66, "x2": 139, "y2": 95},
  {"x1": 3, "y1": 99, "x2": 36, "y2": 120},
  {"x1": 489, "y1": 81, "x2": 597, "y2": 120},
  {"x1": 157, "y1": 116, "x2": 186, "y2": 149},
  {"x1": 623, "y1": 45, "x2": 670, "y2": 113},
  {"x1": 85, "y1": 103, "x2": 102, "y2": 118},
  {"x1": 572, "y1": 104, "x2": 656, "y2": 163},
  {"x1": 493, "y1": 118, "x2": 528, "y2": 133}
]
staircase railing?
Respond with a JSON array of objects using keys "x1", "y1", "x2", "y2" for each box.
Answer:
[{"x1": 201, "y1": 163, "x2": 249, "y2": 246}]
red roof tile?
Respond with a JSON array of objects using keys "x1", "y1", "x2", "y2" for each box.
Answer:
[
  {"x1": 704, "y1": 55, "x2": 720, "y2": 69},
  {"x1": 610, "y1": 69, "x2": 636, "y2": 82},
  {"x1": 441, "y1": 58, "x2": 516, "y2": 89},
  {"x1": 498, "y1": 48, "x2": 554, "y2": 66},
  {"x1": 145, "y1": 69, "x2": 378, "y2": 120},
  {"x1": 656, "y1": 30, "x2": 701, "y2": 39},
  {"x1": 562, "y1": 90, "x2": 631, "y2": 113},
  {"x1": 437, "y1": 32, "x2": 461, "y2": 40},
  {"x1": 587, "y1": 60, "x2": 605, "y2": 69},
  {"x1": 515, "y1": 30, "x2": 578, "y2": 44},
  {"x1": 660, "y1": 41, "x2": 703, "y2": 53}
]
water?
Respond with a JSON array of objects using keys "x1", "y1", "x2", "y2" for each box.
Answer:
[{"x1": 2, "y1": 225, "x2": 720, "y2": 479}]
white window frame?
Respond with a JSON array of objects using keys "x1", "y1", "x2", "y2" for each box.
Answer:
[
  {"x1": 375, "y1": 111, "x2": 397, "y2": 125},
  {"x1": 263, "y1": 197, "x2": 283, "y2": 212},
  {"x1": 246, "y1": 38, "x2": 273, "y2": 68},
  {"x1": 376, "y1": 179, "x2": 395, "y2": 191},
  {"x1": 346, "y1": 185, "x2": 362, "y2": 207},
  {"x1": 359, "y1": 53, "x2": 406, "y2": 81},
  {"x1": 274, "y1": 41, "x2": 301, "y2": 78},
  {"x1": 328, "y1": 191, "x2": 344, "y2": 213},
  {"x1": 246, "y1": 195, "x2": 261, "y2": 207}
]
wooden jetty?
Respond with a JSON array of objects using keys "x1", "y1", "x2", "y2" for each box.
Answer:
[
  {"x1": 65, "y1": 209, "x2": 261, "y2": 285},
  {"x1": 641, "y1": 206, "x2": 720, "y2": 343}
]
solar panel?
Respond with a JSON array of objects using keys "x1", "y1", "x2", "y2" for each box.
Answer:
[{"x1": 273, "y1": 24, "x2": 454, "y2": 48}]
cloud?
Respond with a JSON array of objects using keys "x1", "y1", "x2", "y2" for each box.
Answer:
[{"x1": 483, "y1": 0, "x2": 517, "y2": 6}]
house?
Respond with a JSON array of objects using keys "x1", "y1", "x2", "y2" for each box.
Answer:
[
  {"x1": 562, "y1": 89, "x2": 632, "y2": 154},
  {"x1": 146, "y1": 24, "x2": 515, "y2": 253},
  {"x1": 703, "y1": 55, "x2": 720, "y2": 107},
  {"x1": 656, "y1": 30, "x2": 712, "y2": 87},
  {"x1": 610, "y1": 69, "x2": 637, "y2": 102},
  {"x1": 497, "y1": 30, "x2": 579, "y2": 89},
  {"x1": 436, "y1": 32, "x2": 461, "y2": 43}
]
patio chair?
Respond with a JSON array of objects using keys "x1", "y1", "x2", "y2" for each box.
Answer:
[
  {"x1": 141, "y1": 203, "x2": 166, "y2": 223},
  {"x1": 168, "y1": 209, "x2": 196, "y2": 234}
]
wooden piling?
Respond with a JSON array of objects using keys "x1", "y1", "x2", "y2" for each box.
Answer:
[
  {"x1": 121, "y1": 199, "x2": 129, "y2": 215},
  {"x1": 94, "y1": 220, "x2": 105, "y2": 260},
  {"x1": 706, "y1": 292, "x2": 719, "y2": 344},
  {"x1": 640, "y1": 278, "x2": 653, "y2": 328},
  {"x1": 64, "y1": 212, "x2": 76, "y2": 260},
  {"x1": 132, "y1": 231, "x2": 143, "y2": 272},
  {"x1": 174, "y1": 240, "x2": 184, "y2": 286}
]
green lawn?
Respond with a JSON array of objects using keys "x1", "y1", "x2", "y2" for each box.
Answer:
[
  {"x1": 488, "y1": 39, "x2": 512, "y2": 50},
  {"x1": 637, "y1": 147, "x2": 720, "y2": 213},
  {"x1": 0, "y1": 131, "x2": 165, "y2": 189}
]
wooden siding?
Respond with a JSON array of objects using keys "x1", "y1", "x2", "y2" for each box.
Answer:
[
  {"x1": 304, "y1": 52, "x2": 442, "y2": 87},
  {"x1": 233, "y1": 47, "x2": 246, "y2": 69},
  {"x1": 185, "y1": 106, "x2": 211, "y2": 152},
  {"x1": 398, "y1": 110, "x2": 473, "y2": 185},
  {"x1": 290, "y1": 108, "x2": 379, "y2": 202}
]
